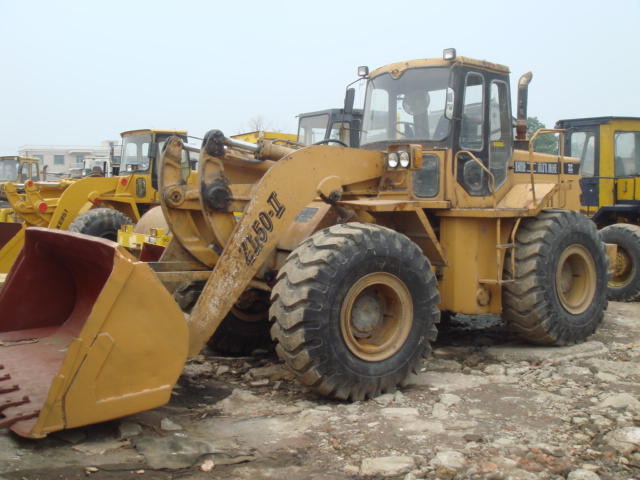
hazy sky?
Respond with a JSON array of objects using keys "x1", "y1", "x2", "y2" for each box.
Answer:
[{"x1": 1, "y1": 0, "x2": 639, "y2": 152}]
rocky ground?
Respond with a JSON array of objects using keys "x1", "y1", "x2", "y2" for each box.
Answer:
[{"x1": 1, "y1": 302, "x2": 639, "y2": 480}]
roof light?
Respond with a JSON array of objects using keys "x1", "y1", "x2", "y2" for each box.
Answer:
[
  {"x1": 443, "y1": 48, "x2": 457, "y2": 60},
  {"x1": 120, "y1": 178, "x2": 128, "y2": 186},
  {"x1": 38, "y1": 202, "x2": 47, "y2": 213},
  {"x1": 357, "y1": 66, "x2": 369, "y2": 77}
]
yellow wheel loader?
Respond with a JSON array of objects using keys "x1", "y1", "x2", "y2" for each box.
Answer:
[
  {"x1": 555, "y1": 117, "x2": 640, "y2": 301},
  {"x1": 0, "y1": 129, "x2": 193, "y2": 274},
  {"x1": 0, "y1": 156, "x2": 43, "y2": 221},
  {"x1": 0, "y1": 50, "x2": 609, "y2": 439}
]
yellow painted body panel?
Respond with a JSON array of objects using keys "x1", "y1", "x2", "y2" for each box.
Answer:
[{"x1": 231, "y1": 131, "x2": 297, "y2": 143}]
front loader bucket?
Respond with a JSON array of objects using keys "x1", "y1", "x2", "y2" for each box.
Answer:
[
  {"x1": 0, "y1": 222, "x2": 24, "y2": 274},
  {"x1": 0, "y1": 228, "x2": 188, "y2": 438}
]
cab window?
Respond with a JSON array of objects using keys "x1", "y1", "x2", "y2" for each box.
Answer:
[
  {"x1": 570, "y1": 131, "x2": 596, "y2": 177},
  {"x1": 488, "y1": 81, "x2": 512, "y2": 188},
  {"x1": 614, "y1": 131, "x2": 640, "y2": 177},
  {"x1": 460, "y1": 73, "x2": 484, "y2": 151}
]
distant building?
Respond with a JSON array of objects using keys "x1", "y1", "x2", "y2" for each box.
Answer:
[{"x1": 17, "y1": 140, "x2": 120, "y2": 175}]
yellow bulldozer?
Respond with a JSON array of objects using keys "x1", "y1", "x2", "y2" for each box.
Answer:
[
  {"x1": 0, "y1": 129, "x2": 193, "y2": 273},
  {"x1": 0, "y1": 49, "x2": 609, "y2": 439},
  {"x1": 555, "y1": 117, "x2": 640, "y2": 302}
]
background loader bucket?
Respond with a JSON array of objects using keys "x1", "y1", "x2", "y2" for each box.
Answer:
[
  {"x1": 0, "y1": 222, "x2": 24, "y2": 274},
  {"x1": 0, "y1": 228, "x2": 188, "y2": 438}
]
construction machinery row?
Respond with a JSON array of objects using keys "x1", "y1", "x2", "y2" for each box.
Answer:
[{"x1": 0, "y1": 50, "x2": 611, "y2": 441}]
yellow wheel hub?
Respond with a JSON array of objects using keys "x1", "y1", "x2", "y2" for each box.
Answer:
[
  {"x1": 609, "y1": 247, "x2": 634, "y2": 288},
  {"x1": 340, "y1": 272, "x2": 412, "y2": 362},
  {"x1": 556, "y1": 244, "x2": 596, "y2": 315}
]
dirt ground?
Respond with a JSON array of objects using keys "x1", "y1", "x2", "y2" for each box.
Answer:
[{"x1": 1, "y1": 302, "x2": 639, "y2": 480}]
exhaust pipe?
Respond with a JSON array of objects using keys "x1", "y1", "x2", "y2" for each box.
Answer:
[{"x1": 516, "y1": 72, "x2": 533, "y2": 141}]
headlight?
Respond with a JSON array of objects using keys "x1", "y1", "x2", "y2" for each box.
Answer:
[
  {"x1": 387, "y1": 152, "x2": 399, "y2": 168},
  {"x1": 399, "y1": 151, "x2": 410, "y2": 168}
]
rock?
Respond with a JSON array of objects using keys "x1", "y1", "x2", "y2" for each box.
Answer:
[
  {"x1": 484, "y1": 364, "x2": 506, "y2": 375},
  {"x1": 343, "y1": 464, "x2": 360, "y2": 475},
  {"x1": 85, "y1": 467, "x2": 99, "y2": 474},
  {"x1": 405, "y1": 372, "x2": 493, "y2": 391},
  {"x1": 118, "y1": 421, "x2": 143, "y2": 439},
  {"x1": 250, "y1": 379, "x2": 269, "y2": 386},
  {"x1": 595, "y1": 372, "x2": 618, "y2": 382},
  {"x1": 484, "y1": 341, "x2": 608, "y2": 364},
  {"x1": 72, "y1": 439, "x2": 128, "y2": 455},
  {"x1": 133, "y1": 435, "x2": 254, "y2": 469},
  {"x1": 381, "y1": 408, "x2": 419, "y2": 420},
  {"x1": 200, "y1": 459, "x2": 215, "y2": 472},
  {"x1": 160, "y1": 418, "x2": 183, "y2": 431},
  {"x1": 559, "y1": 365, "x2": 592, "y2": 376},
  {"x1": 216, "y1": 365, "x2": 230, "y2": 375},
  {"x1": 427, "y1": 358, "x2": 462, "y2": 372},
  {"x1": 430, "y1": 450, "x2": 466, "y2": 471},
  {"x1": 359, "y1": 456, "x2": 416, "y2": 477},
  {"x1": 597, "y1": 393, "x2": 640, "y2": 413},
  {"x1": 182, "y1": 362, "x2": 214, "y2": 377},
  {"x1": 585, "y1": 359, "x2": 638, "y2": 379},
  {"x1": 567, "y1": 469, "x2": 601, "y2": 480},
  {"x1": 393, "y1": 391, "x2": 406, "y2": 404},
  {"x1": 248, "y1": 363, "x2": 294, "y2": 381},
  {"x1": 439, "y1": 393, "x2": 462, "y2": 406},
  {"x1": 374, "y1": 393, "x2": 395, "y2": 406},
  {"x1": 603, "y1": 426, "x2": 640, "y2": 454},
  {"x1": 431, "y1": 403, "x2": 449, "y2": 419},
  {"x1": 217, "y1": 388, "x2": 262, "y2": 414}
]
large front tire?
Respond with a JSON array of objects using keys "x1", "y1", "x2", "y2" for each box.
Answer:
[
  {"x1": 270, "y1": 223, "x2": 439, "y2": 401},
  {"x1": 599, "y1": 223, "x2": 640, "y2": 301},
  {"x1": 68, "y1": 208, "x2": 133, "y2": 241},
  {"x1": 503, "y1": 210, "x2": 607, "y2": 345}
]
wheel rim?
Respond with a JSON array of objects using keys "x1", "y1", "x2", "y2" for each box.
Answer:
[
  {"x1": 555, "y1": 244, "x2": 597, "y2": 315},
  {"x1": 609, "y1": 246, "x2": 635, "y2": 288},
  {"x1": 340, "y1": 272, "x2": 413, "y2": 362}
]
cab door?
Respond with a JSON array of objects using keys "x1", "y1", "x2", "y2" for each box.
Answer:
[{"x1": 565, "y1": 127, "x2": 598, "y2": 210}]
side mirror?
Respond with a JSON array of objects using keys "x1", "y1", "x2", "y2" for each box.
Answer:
[
  {"x1": 344, "y1": 88, "x2": 355, "y2": 115},
  {"x1": 444, "y1": 88, "x2": 455, "y2": 119}
]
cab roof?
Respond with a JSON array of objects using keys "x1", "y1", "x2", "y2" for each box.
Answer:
[
  {"x1": 121, "y1": 129, "x2": 188, "y2": 137},
  {"x1": 556, "y1": 117, "x2": 640, "y2": 128},
  {"x1": 369, "y1": 56, "x2": 510, "y2": 79},
  {"x1": 0, "y1": 155, "x2": 41, "y2": 162}
]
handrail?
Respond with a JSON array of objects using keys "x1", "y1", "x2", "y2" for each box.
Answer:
[
  {"x1": 454, "y1": 150, "x2": 497, "y2": 208},
  {"x1": 527, "y1": 128, "x2": 566, "y2": 205}
]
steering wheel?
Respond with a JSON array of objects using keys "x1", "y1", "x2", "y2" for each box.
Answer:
[
  {"x1": 395, "y1": 121, "x2": 415, "y2": 138},
  {"x1": 313, "y1": 139, "x2": 349, "y2": 147}
]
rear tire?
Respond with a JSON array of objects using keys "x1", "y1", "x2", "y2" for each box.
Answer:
[
  {"x1": 68, "y1": 208, "x2": 133, "y2": 241},
  {"x1": 599, "y1": 223, "x2": 640, "y2": 301},
  {"x1": 270, "y1": 222, "x2": 439, "y2": 401},
  {"x1": 503, "y1": 210, "x2": 607, "y2": 345}
]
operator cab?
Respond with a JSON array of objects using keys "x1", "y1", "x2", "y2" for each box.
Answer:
[
  {"x1": 0, "y1": 156, "x2": 41, "y2": 183},
  {"x1": 120, "y1": 129, "x2": 191, "y2": 192},
  {"x1": 297, "y1": 108, "x2": 363, "y2": 148},
  {"x1": 359, "y1": 49, "x2": 514, "y2": 199}
]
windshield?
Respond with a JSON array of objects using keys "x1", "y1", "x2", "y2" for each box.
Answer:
[
  {"x1": 361, "y1": 67, "x2": 451, "y2": 146},
  {"x1": 0, "y1": 159, "x2": 18, "y2": 182},
  {"x1": 121, "y1": 134, "x2": 153, "y2": 173},
  {"x1": 297, "y1": 114, "x2": 329, "y2": 145}
]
